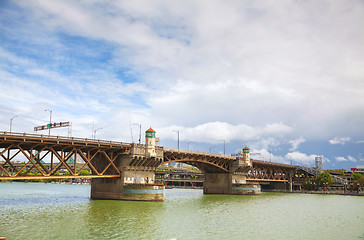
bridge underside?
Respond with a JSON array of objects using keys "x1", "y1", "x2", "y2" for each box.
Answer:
[
  {"x1": 163, "y1": 150, "x2": 231, "y2": 173},
  {"x1": 0, "y1": 134, "x2": 129, "y2": 180},
  {"x1": 247, "y1": 161, "x2": 295, "y2": 182}
]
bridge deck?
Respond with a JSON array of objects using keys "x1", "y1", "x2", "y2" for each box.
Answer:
[
  {"x1": 0, "y1": 131, "x2": 131, "y2": 149},
  {"x1": 1, "y1": 132, "x2": 296, "y2": 182}
]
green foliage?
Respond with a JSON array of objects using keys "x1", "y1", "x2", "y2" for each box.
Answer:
[
  {"x1": 304, "y1": 180, "x2": 312, "y2": 185},
  {"x1": 316, "y1": 172, "x2": 334, "y2": 187},
  {"x1": 27, "y1": 172, "x2": 43, "y2": 182},
  {"x1": 353, "y1": 173, "x2": 362, "y2": 181},
  {"x1": 354, "y1": 175, "x2": 364, "y2": 186},
  {"x1": 78, "y1": 169, "x2": 90, "y2": 175},
  {"x1": 326, "y1": 169, "x2": 347, "y2": 176}
]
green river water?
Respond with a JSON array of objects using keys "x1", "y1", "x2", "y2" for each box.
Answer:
[{"x1": 0, "y1": 182, "x2": 363, "y2": 240}]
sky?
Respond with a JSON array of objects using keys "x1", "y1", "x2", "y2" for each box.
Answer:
[{"x1": 0, "y1": 0, "x2": 363, "y2": 170}]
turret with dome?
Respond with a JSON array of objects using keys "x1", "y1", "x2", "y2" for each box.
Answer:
[{"x1": 145, "y1": 127, "x2": 156, "y2": 157}]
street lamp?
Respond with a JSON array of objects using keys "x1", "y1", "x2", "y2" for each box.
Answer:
[
  {"x1": 187, "y1": 141, "x2": 192, "y2": 150},
  {"x1": 45, "y1": 109, "x2": 52, "y2": 136},
  {"x1": 173, "y1": 130, "x2": 180, "y2": 151},
  {"x1": 209, "y1": 145, "x2": 215, "y2": 153},
  {"x1": 223, "y1": 139, "x2": 226, "y2": 155},
  {"x1": 10, "y1": 115, "x2": 18, "y2": 133},
  {"x1": 133, "y1": 123, "x2": 142, "y2": 144},
  {"x1": 94, "y1": 127, "x2": 103, "y2": 140}
]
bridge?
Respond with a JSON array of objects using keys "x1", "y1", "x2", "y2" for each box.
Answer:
[{"x1": 0, "y1": 130, "x2": 296, "y2": 201}]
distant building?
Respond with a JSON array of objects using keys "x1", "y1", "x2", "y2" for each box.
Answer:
[
  {"x1": 351, "y1": 165, "x2": 364, "y2": 175},
  {"x1": 315, "y1": 156, "x2": 323, "y2": 173}
]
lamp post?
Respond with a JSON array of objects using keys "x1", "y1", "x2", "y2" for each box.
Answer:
[
  {"x1": 187, "y1": 141, "x2": 192, "y2": 150},
  {"x1": 133, "y1": 123, "x2": 142, "y2": 144},
  {"x1": 173, "y1": 130, "x2": 180, "y2": 151},
  {"x1": 10, "y1": 115, "x2": 18, "y2": 133},
  {"x1": 94, "y1": 127, "x2": 103, "y2": 140},
  {"x1": 209, "y1": 145, "x2": 215, "y2": 153},
  {"x1": 45, "y1": 109, "x2": 52, "y2": 136},
  {"x1": 223, "y1": 139, "x2": 226, "y2": 155}
]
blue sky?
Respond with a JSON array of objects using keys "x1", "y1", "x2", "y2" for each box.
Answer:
[{"x1": 0, "y1": 0, "x2": 363, "y2": 170}]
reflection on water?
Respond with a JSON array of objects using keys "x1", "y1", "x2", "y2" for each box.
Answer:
[{"x1": 1, "y1": 182, "x2": 363, "y2": 240}]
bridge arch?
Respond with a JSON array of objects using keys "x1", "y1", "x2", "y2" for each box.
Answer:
[
  {"x1": 162, "y1": 148, "x2": 233, "y2": 173},
  {"x1": 161, "y1": 159, "x2": 229, "y2": 173}
]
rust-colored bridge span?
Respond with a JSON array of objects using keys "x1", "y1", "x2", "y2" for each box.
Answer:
[
  {"x1": 162, "y1": 148, "x2": 295, "y2": 182},
  {"x1": 0, "y1": 132, "x2": 130, "y2": 180},
  {"x1": 0, "y1": 132, "x2": 295, "y2": 183}
]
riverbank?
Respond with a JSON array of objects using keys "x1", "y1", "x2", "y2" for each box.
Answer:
[{"x1": 263, "y1": 189, "x2": 364, "y2": 196}]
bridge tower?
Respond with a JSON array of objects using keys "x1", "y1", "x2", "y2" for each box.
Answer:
[
  {"x1": 145, "y1": 127, "x2": 156, "y2": 157},
  {"x1": 242, "y1": 146, "x2": 250, "y2": 163},
  {"x1": 91, "y1": 127, "x2": 164, "y2": 202}
]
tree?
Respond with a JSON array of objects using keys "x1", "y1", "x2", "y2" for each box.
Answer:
[
  {"x1": 354, "y1": 175, "x2": 364, "y2": 187},
  {"x1": 78, "y1": 169, "x2": 91, "y2": 175},
  {"x1": 353, "y1": 173, "x2": 361, "y2": 181},
  {"x1": 316, "y1": 172, "x2": 334, "y2": 187}
]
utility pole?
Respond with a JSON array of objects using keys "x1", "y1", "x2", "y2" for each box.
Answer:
[
  {"x1": 94, "y1": 127, "x2": 103, "y2": 140},
  {"x1": 10, "y1": 115, "x2": 17, "y2": 133},
  {"x1": 187, "y1": 141, "x2": 192, "y2": 150},
  {"x1": 133, "y1": 123, "x2": 141, "y2": 144},
  {"x1": 223, "y1": 139, "x2": 226, "y2": 155},
  {"x1": 209, "y1": 145, "x2": 215, "y2": 153},
  {"x1": 92, "y1": 121, "x2": 95, "y2": 139},
  {"x1": 173, "y1": 130, "x2": 180, "y2": 151},
  {"x1": 270, "y1": 150, "x2": 272, "y2": 162},
  {"x1": 45, "y1": 109, "x2": 52, "y2": 136}
]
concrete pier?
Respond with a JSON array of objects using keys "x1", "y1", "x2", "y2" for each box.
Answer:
[
  {"x1": 91, "y1": 128, "x2": 166, "y2": 201},
  {"x1": 203, "y1": 173, "x2": 261, "y2": 195}
]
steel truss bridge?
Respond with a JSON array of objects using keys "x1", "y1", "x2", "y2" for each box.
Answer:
[{"x1": 0, "y1": 132, "x2": 295, "y2": 182}]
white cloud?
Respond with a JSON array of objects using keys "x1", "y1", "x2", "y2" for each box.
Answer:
[
  {"x1": 0, "y1": 0, "x2": 363, "y2": 173},
  {"x1": 289, "y1": 137, "x2": 305, "y2": 151},
  {"x1": 329, "y1": 137, "x2": 351, "y2": 145},
  {"x1": 285, "y1": 151, "x2": 319, "y2": 166},
  {"x1": 335, "y1": 156, "x2": 347, "y2": 162},
  {"x1": 10, "y1": 0, "x2": 364, "y2": 141},
  {"x1": 335, "y1": 156, "x2": 357, "y2": 162},
  {"x1": 156, "y1": 121, "x2": 292, "y2": 144},
  {"x1": 248, "y1": 148, "x2": 288, "y2": 164},
  {"x1": 347, "y1": 156, "x2": 357, "y2": 162}
]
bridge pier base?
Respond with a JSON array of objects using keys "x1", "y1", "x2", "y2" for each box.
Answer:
[
  {"x1": 91, "y1": 177, "x2": 164, "y2": 202},
  {"x1": 203, "y1": 173, "x2": 261, "y2": 195},
  {"x1": 90, "y1": 154, "x2": 165, "y2": 201},
  {"x1": 91, "y1": 177, "x2": 123, "y2": 200}
]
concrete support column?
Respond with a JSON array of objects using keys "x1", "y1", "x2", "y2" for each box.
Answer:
[
  {"x1": 90, "y1": 154, "x2": 164, "y2": 201},
  {"x1": 91, "y1": 177, "x2": 123, "y2": 200},
  {"x1": 289, "y1": 170, "x2": 294, "y2": 192},
  {"x1": 203, "y1": 173, "x2": 232, "y2": 194},
  {"x1": 203, "y1": 172, "x2": 260, "y2": 195}
]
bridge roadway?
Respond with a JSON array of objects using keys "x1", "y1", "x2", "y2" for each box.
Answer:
[
  {"x1": 0, "y1": 131, "x2": 295, "y2": 181},
  {"x1": 0, "y1": 132, "x2": 296, "y2": 201}
]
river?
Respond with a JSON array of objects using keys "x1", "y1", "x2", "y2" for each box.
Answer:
[{"x1": 0, "y1": 182, "x2": 363, "y2": 240}]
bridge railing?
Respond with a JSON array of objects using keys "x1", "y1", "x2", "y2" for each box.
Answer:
[
  {"x1": 331, "y1": 175, "x2": 348, "y2": 185},
  {"x1": 163, "y1": 147, "x2": 236, "y2": 160},
  {"x1": 296, "y1": 165, "x2": 349, "y2": 185},
  {"x1": 296, "y1": 165, "x2": 318, "y2": 176},
  {"x1": 0, "y1": 131, "x2": 130, "y2": 147}
]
